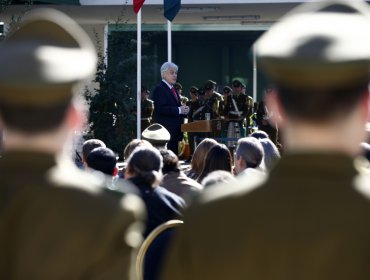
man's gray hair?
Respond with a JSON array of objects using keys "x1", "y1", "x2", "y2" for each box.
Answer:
[
  {"x1": 160, "y1": 62, "x2": 178, "y2": 79},
  {"x1": 236, "y1": 137, "x2": 264, "y2": 169}
]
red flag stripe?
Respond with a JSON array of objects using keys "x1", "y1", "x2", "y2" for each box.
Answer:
[{"x1": 133, "y1": 0, "x2": 145, "y2": 14}]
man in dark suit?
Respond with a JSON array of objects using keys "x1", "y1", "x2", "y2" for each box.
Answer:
[
  {"x1": 0, "y1": 9, "x2": 145, "y2": 279},
  {"x1": 161, "y1": 1, "x2": 370, "y2": 279},
  {"x1": 152, "y1": 62, "x2": 189, "y2": 155}
]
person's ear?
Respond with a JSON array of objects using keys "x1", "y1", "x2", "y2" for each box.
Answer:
[
  {"x1": 125, "y1": 166, "x2": 134, "y2": 179},
  {"x1": 265, "y1": 90, "x2": 287, "y2": 128},
  {"x1": 65, "y1": 102, "x2": 85, "y2": 131}
]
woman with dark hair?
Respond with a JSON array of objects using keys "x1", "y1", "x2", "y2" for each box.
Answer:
[
  {"x1": 196, "y1": 144, "x2": 233, "y2": 183},
  {"x1": 125, "y1": 146, "x2": 186, "y2": 237},
  {"x1": 185, "y1": 138, "x2": 218, "y2": 180}
]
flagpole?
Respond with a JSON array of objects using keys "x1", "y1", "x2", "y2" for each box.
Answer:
[
  {"x1": 253, "y1": 44, "x2": 257, "y2": 102},
  {"x1": 137, "y1": 9, "x2": 142, "y2": 139},
  {"x1": 167, "y1": 20, "x2": 172, "y2": 62}
]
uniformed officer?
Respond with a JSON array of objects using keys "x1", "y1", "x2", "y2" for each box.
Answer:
[
  {"x1": 141, "y1": 86, "x2": 154, "y2": 132},
  {"x1": 220, "y1": 85, "x2": 232, "y2": 118},
  {"x1": 186, "y1": 86, "x2": 203, "y2": 153},
  {"x1": 0, "y1": 9, "x2": 145, "y2": 279},
  {"x1": 161, "y1": 1, "x2": 370, "y2": 280},
  {"x1": 202, "y1": 80, "x2": 223, "y2": 120},
  {"x1": 187, "y1": 86, "x2": 202, "y2": 122},
  {"x1": 224, "y1": 79, "x2": 251, "y2": 147},
  {"x1": 174, "y1": 82, "x2": 188, "y2": 105},
  {"x1": 242, "y1": 82, "x2": 255, "y2": 133}
]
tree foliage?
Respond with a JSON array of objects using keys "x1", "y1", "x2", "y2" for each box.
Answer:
[{"x1": 85, "y1": 6, "x2": 138, "y2": 159}]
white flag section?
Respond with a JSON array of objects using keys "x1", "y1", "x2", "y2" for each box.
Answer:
[{"x1": 137, "y1": 9, "x2": 142, "y2": 139}]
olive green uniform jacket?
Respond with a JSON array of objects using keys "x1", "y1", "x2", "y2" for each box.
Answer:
[
  {"x1": 0, "y1": 151, "x2": 145, "y2": 280},
  {"x1": 161, "y1": 153, "x2": 370, "y2": 280}
]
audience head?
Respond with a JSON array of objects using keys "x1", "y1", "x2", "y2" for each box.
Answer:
[
  {"x1": 82, "y1": 139, "x2": 106, "y2": 164},
  {"x1": 197, "y1": 144, "x2": 233, "y2": 183},
  {"x1": 125, "y1": 146, "x2": 163, "y2": 187},
  {"x1": 190, "y1": 138, "x2": 218, "y2": 176},
  {"x1": 234, "y1": 137, "x2": 264, "y2": 175},
  {"x1": 0, "y1": 8, "x2": 97, "y2": 138},
  {"x1": 141, "y1": 123, "x2": 171, "y2": 149},
  {"x1": 250, "y1": 130, "x2": 269, "y2": 140},
  {"x1": 259, "y1": 138, "x2": 280, "y2": 171},
  {"x1": 201, "y1": 170, "x2": 237, "y2": 189},
  {"x1": 123, "y1": 139, "x2": 152, "y2": 161},
  {"x1": 160, "y1": 148, "x2": 180, "y2": 174},
  {"x1": 86, "y1": 147, "x2": 117, "y2": 176}
]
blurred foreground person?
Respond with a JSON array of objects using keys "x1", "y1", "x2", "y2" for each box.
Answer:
[
  {"x1": 161, "y1": 1, "x2": 370, "y2": 279},
  {"x1": 0, "y1": 9, "x2": 145, "y2": 280}
]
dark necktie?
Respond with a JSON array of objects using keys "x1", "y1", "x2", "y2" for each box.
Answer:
[{"x1": 171, "y1": 87, "x2": 178, "y2": 102}]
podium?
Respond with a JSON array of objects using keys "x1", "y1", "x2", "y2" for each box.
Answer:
[{"x1": 181, "y1": 120, "x2": 225, "y2": 133}]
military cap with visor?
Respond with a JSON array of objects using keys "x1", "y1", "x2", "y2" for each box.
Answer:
[
  {"x1": 0, "y1": 8, "x2": 97, "y2": 106},
  {"x1": 223, "y1": 86, "x2": 232, "y2": 94},
  {"x1": 204, "y1": 80, "x2": 216, "y2": 90},
  {"x1": 254, "y1": 0, "x2": 370, "y2": 91},
  {"x1": 190, "y1": 86, "x2": 199, "y2": 95},
  {"x1": 232, "y1": 79, "x2": 243, "y2": 88}
]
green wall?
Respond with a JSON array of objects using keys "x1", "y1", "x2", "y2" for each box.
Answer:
[{"x1": 108, "y1": 29, "x2": 270, "y2": 101}]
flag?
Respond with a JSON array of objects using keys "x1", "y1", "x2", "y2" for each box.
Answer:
[
  {"x1": 133, "y1": 0, "x2": 145, "y2": 14},
  {"x1": 164, "y1": 0, "x2": 181, "y2": 22}
]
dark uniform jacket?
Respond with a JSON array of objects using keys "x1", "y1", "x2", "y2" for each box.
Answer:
[
  {"x1": 0, "y1": 150, "x2": 145, "y2": 280},
  {"x1": 224, "y1": 93, "x2": 251, "y2": 121},
  {"x1": 187, "y1": 99, "x2": 203, "y2": 122},
  {"x1": 129, "y1": 177, "x2": 186, "y2": 237},
  {"x1": 161, "y1": 153, "x2": 370, "y2": 280},
  {"x1": 141, "y1": 98, "x2": 154, "y2": 131}
]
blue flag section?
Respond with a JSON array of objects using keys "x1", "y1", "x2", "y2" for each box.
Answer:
[{"x1": 164, "y1": 0, "x2": 181, "y2": 22}]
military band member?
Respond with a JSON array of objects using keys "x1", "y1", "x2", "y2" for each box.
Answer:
[
  {"x1": 174, "y1": 82, "x2": 188, "y2": 105},
  {"x1": 187, "y1": 86, "x2": 202, "y2": 122},
  {"x1": 243, "y1": 83, "x2": 256, "y2": 134},
  {"x1": 141, "y1": 86, "x2": 154, "y2": 132},
  {"x1": 202, "y1": 80, "x2": 223, "y2": 120},
  {"x1": 220, "y1": 86, "x2": 232, "y2": 118},
  {"x1": 186, "y1": 86, "x2": 202, "y2": 153},
  {"x1": 224, "y1": 79, "x2": 251, "y2": 147}
]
